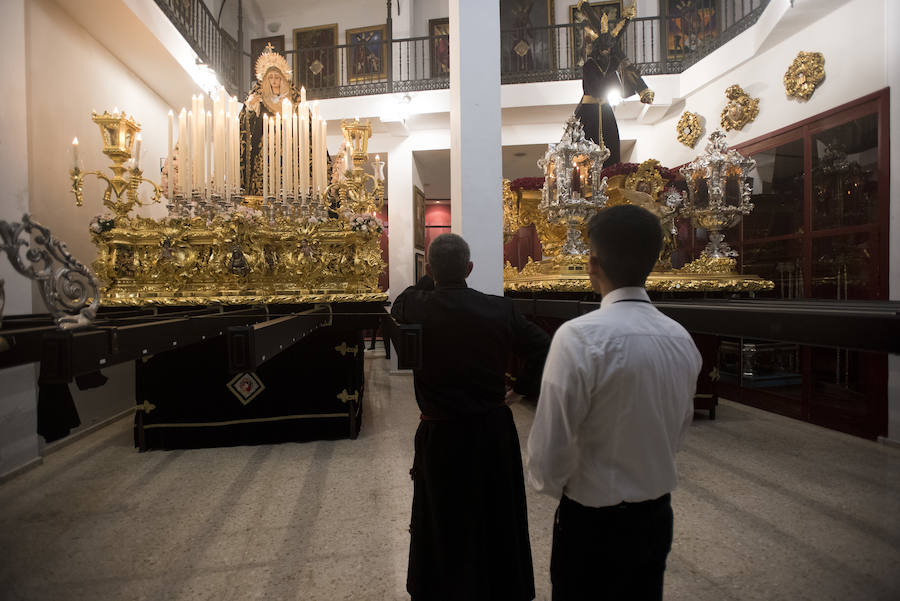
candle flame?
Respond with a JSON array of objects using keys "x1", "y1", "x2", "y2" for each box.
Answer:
[
  {"x1": 72, "y1": 137, "x2": 79, "y2": 145},
  {"x1": 168, "y1": 109, "x2": 174, "y2": 116}
]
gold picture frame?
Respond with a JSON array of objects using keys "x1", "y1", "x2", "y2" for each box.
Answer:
[
  {"x1": 569, "y1": 1, "x2": 621, "y2": 68},
  {"x1": 345, "y1": 24, "x2": 388, "y2": 83},
  {"x1": 429, "y1": 18, "x2": 450, "y2": 78},
  {"x1": 293, "y1": 23, "x2": 339, "y2": 89},
  {"x1": 500, "y1": 0, "x2": 557, "y2": 73},
  {"x1": 413, "y1": 186, "x2": 426, "y2": 251}
]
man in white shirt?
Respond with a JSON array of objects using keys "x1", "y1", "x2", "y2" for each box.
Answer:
[{"x1": 525, "y1": 204, "x2": 702, "y2": 601}]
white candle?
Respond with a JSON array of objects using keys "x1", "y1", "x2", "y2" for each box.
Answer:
[
  {"x1": 281, "y1": 98, "x2": 290, "y2": 197},
  {"x1": 300, "y1": 108, "x2": 309, "y2": 196},
  {"x1": 232, "y1": 111, "x2": 239, "y2": 195},
  {"x1": 134, "y1": 134, "x2": 142, "y2": 170},
  {"x1": 234, "y1": 99, "x2": 242, "y2": 194},
  {"x1": 71, "y1": 137, "x2": 79, "y2": 169},
  {"x1": 263, "y1": 113, "x2": 269, "y2": 199},
  {"x1": 269, "y1": 113, "x2": 276, "y2": 197},
  {"x1": 311, "y1": 112, "x2": 318, "y2": 193},
  {"x1": 300, "y1": 86, "x2": 307, "y2": 104},
  {"x1": 217, "y1": 109, "x2": 225, "y2": 195},
  {"x1": 320, "y1": 118, "x2": 327, "y2": 191},
  {"x1": 186, "y1": 109, "x2": 194, "y2": 195},
  {"x1": 292, "y1": 109, "x2": 299, "y2": 200},
  {"x1": 178, "y1": 109, "x2": 187, "y2": 195},
  {"x1": 275, "y1": 112, "x2": 282, "y2": 196},
  {"x1": 167, "y1": 111, "x2": 174, "y2": 201},
  {"x1": 206, "y1": 110, "x2": 212, "y2": 195}
]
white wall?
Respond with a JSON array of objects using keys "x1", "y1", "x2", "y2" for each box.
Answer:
[
  {"x1": 627, "y1": 0, "x2": 887, "y2": 166},
  {"x1": 265, "y1": 0, "x2": 389, "y2": 52},
  {"x1": 29, "y1": 0, "x2": 174, "y2": 271},
  {"x1": 412, "y1": 0, "x2": 447, "y2": 38},
  {"x1": 0, "y1": 0, "x2": 39, "y2": 480}
]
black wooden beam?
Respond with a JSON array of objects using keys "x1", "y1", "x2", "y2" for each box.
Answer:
[
  {"x1": 226, "y1": 307, "x2": 333, "y2": 373},
  {"x1": 383, "y1": 314, "x2": 423, "y2": 370},
  {"x1": 512, "y1": 298, "x2": 900, "y2": 355},
  {"x1": 38, "y1": 308, "x2": 268, "y2": 383}
]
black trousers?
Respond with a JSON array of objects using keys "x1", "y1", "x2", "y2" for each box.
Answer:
[{"x1": 550, "y1": 493, "x2": 673, "y2": 601}]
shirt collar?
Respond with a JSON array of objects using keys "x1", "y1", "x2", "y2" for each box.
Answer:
[
  {"x1": 599, "y1": 286, "x2": 651, "y2": 309},
  {"x1": 435, "y1": 280, "x2": 468, "y2": 290}
]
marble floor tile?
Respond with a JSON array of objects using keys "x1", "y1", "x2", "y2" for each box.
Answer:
[{"x1": 0, "y1": 355, "x2": 898, "y2": 600}]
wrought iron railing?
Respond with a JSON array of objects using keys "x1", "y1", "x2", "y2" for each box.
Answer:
[
  {"x1": 154, "y1": 0, "x2": 240, "y2": 95},
  {"x1": 157, "y1": 0, "x2": 767, "y2": 100}
]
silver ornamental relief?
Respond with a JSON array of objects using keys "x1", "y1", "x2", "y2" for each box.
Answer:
[{"x1": 0, "y1": 214, "x2": 99, "y2": 329}]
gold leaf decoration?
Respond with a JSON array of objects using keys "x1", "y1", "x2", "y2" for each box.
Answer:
[
  {"x1": 676, "y1": 111, "x2": 703, "y2": 148},
  {"x1": 720, "y1": 85, "x2": 760, "y2": 131},
  {"x1": 784, "y1": 51, "x2": 825, "y2": 101}
]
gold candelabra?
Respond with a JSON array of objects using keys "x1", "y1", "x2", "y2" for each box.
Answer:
[
  {"x1": 71, "y1": 110, "x2": 162, "y2": 220},
  {"x1": 328, "y1": 118, "x2": 385, "y2": 215}
]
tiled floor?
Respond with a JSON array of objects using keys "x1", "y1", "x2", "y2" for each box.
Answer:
[{"x1": 1, "y1": 352, "x2": 898, "y2": 600}]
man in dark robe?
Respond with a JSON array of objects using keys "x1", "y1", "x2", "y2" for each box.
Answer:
[
  {"x1": 572, "y1": 2, "x2": 654, "y2": 166},
  {"x1": 391, "y1": 233, "x2": 550, "y2": 601}
]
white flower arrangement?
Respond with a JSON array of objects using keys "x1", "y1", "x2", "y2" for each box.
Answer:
[
  {"x1": 89, "y1": 215, "x2": 115, "y2": 234},
  {"x1": 231, "y1": 205, "x2": 262, "y2": 221},
  {"x1": 349, "y1": 214, "x2": 383, "y2": 235},
  {"x1": 307, "y1": 215, "x2": 325, "y2": 226}
]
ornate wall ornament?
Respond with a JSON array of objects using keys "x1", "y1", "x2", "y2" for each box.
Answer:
[
  {"x1": 784, "y1": 51, "x2": 825, "y2": 100},
  {"x1": 720, "y1": 85, "x2": 760, "y2": 131},
  {"x1": 676, "y1": 111, "x2": 703, "y2": 148}
]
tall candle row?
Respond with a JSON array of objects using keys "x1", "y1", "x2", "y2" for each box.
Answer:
[
  {"x1": 166, "y1": 91, "x2": 242, "y2": 201},
  {"x1": 262, "y1": 95, "x2": 328, "y2": 201}
]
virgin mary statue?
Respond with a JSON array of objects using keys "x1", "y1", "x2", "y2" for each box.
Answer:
[{"x1": 240, "y1": 44, "x2": 303, "y2": 197}]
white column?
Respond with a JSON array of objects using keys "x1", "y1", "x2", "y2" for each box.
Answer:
[
  {"x1": 449, "y1": 0, "x2": 502, "y2": 294},
  {"x1": 0, "y1": 0, "x2": 40, "y2": 479},
  {"x1": 885, "y1": 0, "x2": 900, "y2": 444},
  {"x1": 386, "y1": 140, "x2": 416, "y2": 371}
]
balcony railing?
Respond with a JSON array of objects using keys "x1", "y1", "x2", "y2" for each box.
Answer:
[
  {"x1": 154, "y1": 0, "x2": 240, "y2": 95},
  {"x1": 158, "y1": 0, "x2": 767, "y2": 101}
]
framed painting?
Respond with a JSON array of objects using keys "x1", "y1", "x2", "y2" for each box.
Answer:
[
  {"x1": 345, "y1": 24, "x2": 388, "y2": 83},
  {"x1": 500, "y1": 0, "x2": 556, "y2": 73},
  {"x1": 568, "y1": 1, "x2": 621, "y2": 68},
  {"x1": 251, "y1": 35, "x2": 285, "y2": 83},
  {"x1": 664, "y1": 0, "x2": 719, "y2": 60},
  {"x1": 414, "y1": 251, "x2": 426, "y2": 283},
  {"x1": 413, "y1": 186, "x2": 426, "y2": 251},
  {"x1": 293, "y1": 24, "x2": 339, "y2": 89},
  {"x1": 429, "y1": 18, "x2": 450, "y2": 78}
]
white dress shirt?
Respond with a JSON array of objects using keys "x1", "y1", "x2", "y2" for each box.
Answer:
[{"x1": 526, "y1": 287, "x2": 702, "y2": 507}]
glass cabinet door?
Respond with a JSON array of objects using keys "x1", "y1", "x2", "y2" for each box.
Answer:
[
  {"x1": 743, "y1": 138, "x2": 804, "y2": 240},
  {"x1": 811, "y1": 113, "x2": 879, "y2": 231}
]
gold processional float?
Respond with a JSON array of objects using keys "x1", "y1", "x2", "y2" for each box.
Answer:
[
  {"x1": 67, "y1": 46, "x2": 769, "y2": 307},
  {"x1": 503, "y1": 116, "x2": 774, "y2": 294},
  {"x1": 71, "y1": 47, "x2": 386, "y2": 307}
]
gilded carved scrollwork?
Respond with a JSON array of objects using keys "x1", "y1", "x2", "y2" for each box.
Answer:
[
  {"x1": 676, "y1": 111, "x2": 703, "y2": 148},
  {"x1": 784, "y1": 51, "x2": 825, "y2": 101},
  {"x1": 89, "y1": 213, "x2": 386, "y2": 306},
  {"x1": 720, "y1": 85, "x2": 760, "y2": 131}
]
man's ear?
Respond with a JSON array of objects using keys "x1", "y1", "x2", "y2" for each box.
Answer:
[
  {"x1": 587, "y1": 255, "x2": 602, "y2": 278},
  {"x1": 465, "y1": 261, "x2": 474, "y2": 277}
]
